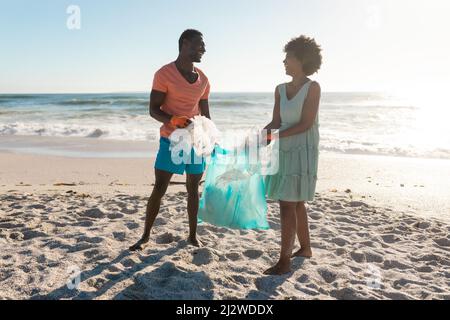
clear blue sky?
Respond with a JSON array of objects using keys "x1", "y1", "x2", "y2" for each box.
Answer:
[{"x1": 1, "y1": 0, "x2": 449, "y2": 93}]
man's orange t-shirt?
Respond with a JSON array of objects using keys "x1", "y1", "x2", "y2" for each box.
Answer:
[{"x1": 152, "y1": 62, "x2": 210, "y2": 138}]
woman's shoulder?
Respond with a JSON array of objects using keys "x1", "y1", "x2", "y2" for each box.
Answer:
[
  {"x1": 275, "y1": 83, "x2": 287, "y2": 92},
  {"x1": 274, "y1": 83, "x2": 286, "y2": 98},
  {"x1": 306, "y1": 81, "x2": 321, "y2": 101},
  {"x1": 308, "y1": 80, "x2": 321, "y2": 91}
]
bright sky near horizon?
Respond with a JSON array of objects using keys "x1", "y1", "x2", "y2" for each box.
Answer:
[{"x1": 1, "y1": 0, "x2": 449, "y2": 94}]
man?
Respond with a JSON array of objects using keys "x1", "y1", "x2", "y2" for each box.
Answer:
[{"x1": 130, "y1": 29, "x2": 211, "y2": 251}]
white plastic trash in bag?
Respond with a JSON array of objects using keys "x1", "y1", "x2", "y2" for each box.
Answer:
[{"x1": 169, "y1": 116, "x2": 220, "y2": 157}]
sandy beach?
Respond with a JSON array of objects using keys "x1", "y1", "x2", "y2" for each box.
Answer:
[{"x1": 1, "y1": 139, "x2": 449, "y2": 300}]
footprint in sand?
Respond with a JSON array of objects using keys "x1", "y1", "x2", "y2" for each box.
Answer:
[
  {"x1": 77, "y1": 236, "x2": 105, "y2": 244},
  {"x1": 297, "y1": 274, "x2": 310, "y2": 283},
  {"x1": 116, "y1": 202, "x2": 139, "y2": 215},
  {"x1": 72, "y1": 220, "x2": 94, "y2": 227},
  {"x1": 22, "y1": 230, "x2": 48, "y2": 240},
  {"x1": 243, "y1": 249, "x2": 263, "y2": 259},
  {"x1": 225, "y1": 252, "x2": 243, "y2": 262},
  {"x1": 230, "y1": 274, "x2": 249, "y2": 285},
  {"x1": 348, "y1": 201, "x2": 368, "y2": 208},
  {"x1": 121, "y1": 257, "x2": 140, "y2": 268},
  {"x1": 69, "y1": 242, "x2": 95, "y2": 253},
  {"x1": 434, "y1": 238, "x2": 450, "y2": 247},
  {"x1": 309, "y1": 211, "x2": 323, "y2": 220},
  {"x1": 350, "y1": 250, "x2": 366, "y2": 263},
  {"x1": 364, "y1": 251, "x2": 384, "y2": 264},
  {"x1": 317, "y1": 268, "x2": 338, "y2": 284},
  {"x1": 125, "y1": 222, "x2": 140, "y2": 230},
  {"x1": 154, "y1": 217, "x2": 167, "y2": 226},
  {"x1": 381, "y1": 234, "x2": 401, "y2": 244},
  {"x1": 415, "y1": 265, "x2": 434, "y2": 273},
  {"x1": 333, "y1": 237, "x2": 349, "y2": 247},
  {"x1": 156, "y1": 232, "x2": 181, "y2": 244},
  {"x1": 83, "y1": 249, "x2": 100, "y2": 258},
  {"x1": 105, "y1": 272, "x2": 122, "y2": 281},
  {"x1": 107, "y1": 213, "x2": 124, "y2": 220},
  {"x1": 27, "y1": 204, "x2": 46, "y2": 210},
  {"x1": 0, "y1": 222, "x2": 25, "y2": 229},
  {"x1": 412, "y1": 253, "x2": 440, "y2": 263},
  {"x1": 86, "y1": 277, "x2": 107, "y2": 290},
  {"x1": 393, "y1": 278, "x2": 427, "y2": 289},
  {"x1": 112, "y1": 232, "x2": 126, "y2": 241},
  {"x1": 383, "y1": 259, "x2": 412, "y2": 270},
  {"x1": 80, "y1": 208, "x2": 106, "y2": 219},
  {"x1": 414, "y1": 222, "x2": 431, "y2": 229},
  {"x1": 330, "y1": 288, "x2": 362, "y2": 300},
  {"x1": 309, "y1": 224, "x2": 318, "y2": 230},
  {"x1": 192, "y1": 248, "x2": 216, "y2": 266}
]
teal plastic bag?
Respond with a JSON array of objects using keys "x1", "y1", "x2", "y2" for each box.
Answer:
[{"x1": 198, "y1": 146, "x2": 269, "y2": 230}]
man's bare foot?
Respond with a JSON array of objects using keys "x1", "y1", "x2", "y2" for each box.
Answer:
[
  {"x1": 188, "y1": 236, "x2": 202, "y2": 247},
  {"x1": 292, "y1": 247, "x2": 313, "y2": 258},
  {"x1": 129, "y1": 238, "x2": 149, "y2": 251},
  {"x1": 263, "y1": 260, "x2": 291, "y2": 275}
]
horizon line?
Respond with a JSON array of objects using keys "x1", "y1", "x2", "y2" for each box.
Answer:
[{"x1": 0, "y1": 90, "x2": 388, "y2": 95}]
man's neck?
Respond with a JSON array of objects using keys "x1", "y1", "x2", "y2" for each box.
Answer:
[{"x1": 175, "y1": 56, "x2": 194, "y2": 73}]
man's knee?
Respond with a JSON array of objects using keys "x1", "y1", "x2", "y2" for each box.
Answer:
[
  {"x1": 186, "y1": 174, "x2": 202, "y2": 195},
  {"x1": 152, "y1": 182, "x2": 169, "y2": 198},
  {"x1": 186, "y1": 182, "x2": 199, "y2": 196}
]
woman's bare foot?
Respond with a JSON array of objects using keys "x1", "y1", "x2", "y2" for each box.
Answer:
[
  {"x1": 129, "y1": 238, "x2": 149, "y2": 251},
  {"x1": 263, "y1": 260, "x2": 291, "y2": 275},
  {"x1": 292, "y1": 247, "x2": 313, "y2": 258},
  {"x1": 188, "y1": 236, "x2": 202, "y2": 247}
]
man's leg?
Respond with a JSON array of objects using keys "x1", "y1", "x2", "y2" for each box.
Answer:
[
  {"x1": 186, "y1": 173, "x2": 203, "y2": 247},
  {"x1": 129, "y1": 169, "x2": 173, "y2": 251}
]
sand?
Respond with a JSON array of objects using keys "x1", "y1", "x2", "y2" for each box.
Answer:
[{"x1": 0, "y1": 149, "x2": 450, "y2": 300}]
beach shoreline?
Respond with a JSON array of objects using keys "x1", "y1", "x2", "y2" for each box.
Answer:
[{"x1": 1, "y1": 144, "x2": 449, "y2": 221}]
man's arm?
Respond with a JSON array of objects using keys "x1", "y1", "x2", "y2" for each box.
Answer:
[
  {"x1": 149, "y1": 90, "x2": 171, "y2": 124},
  {"x1": 199, "y1": 99, "x2": 211, "y2": 119},
  {"x1": 149, "y1": 90, "x2": 192, "y2": 128}
]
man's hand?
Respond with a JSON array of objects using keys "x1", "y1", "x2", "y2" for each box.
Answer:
[{"x1": 170, "y1": 116, "x2": 192, "y2": 128}]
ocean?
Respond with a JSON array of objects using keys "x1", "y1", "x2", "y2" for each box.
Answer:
[{"x1": 1, "y1": 92, "x2": 449, "y2": 159}]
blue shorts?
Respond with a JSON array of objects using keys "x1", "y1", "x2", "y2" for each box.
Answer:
[{"x1": 155, "y1": 137, "x2": 206, "y2": 175}]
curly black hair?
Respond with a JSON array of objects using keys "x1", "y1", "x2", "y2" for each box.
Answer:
[
  {"x1": 284, "y1": 35, "x2": 322, "y2": 76},
  {"x1": 179, "y1": 29, "x2": 203, "y2": 52}
]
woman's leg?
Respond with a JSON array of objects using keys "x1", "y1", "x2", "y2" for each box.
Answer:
[
  {"x1": 292, "y1": 201, "x2": 312, "y2": 258},
  {"x1": 264, "y1": 201, "x2": 297, "y2": 275}
]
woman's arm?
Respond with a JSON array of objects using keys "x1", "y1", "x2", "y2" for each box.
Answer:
[
  {"x1": 279, "y1": 82, "x2": 321, "y2": 139},
  {"x1": 264, "y1": 86, "x2": 282, "y2": 130}
]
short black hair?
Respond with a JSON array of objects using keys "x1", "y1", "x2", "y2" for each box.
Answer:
[
  {"x1": 284, "y1": 35, "x2": 322, "y2": 76},
  {"x1": 179, "y1": 29, "x2": 203, "y2": 52}
]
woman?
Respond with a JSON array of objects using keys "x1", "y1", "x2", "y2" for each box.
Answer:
[{"x1": 264, "y1": 35, "x2": 322, "y2": 275}]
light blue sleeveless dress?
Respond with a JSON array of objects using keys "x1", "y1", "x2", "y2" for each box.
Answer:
[{"x1": 265, "y1": 81, "x2": 320, "y2": 202}]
